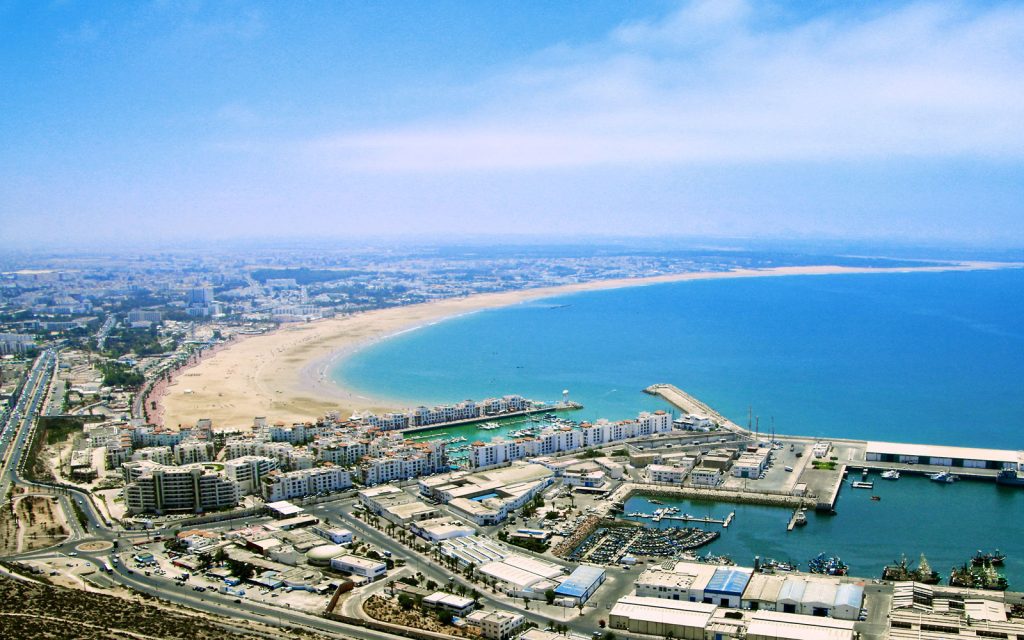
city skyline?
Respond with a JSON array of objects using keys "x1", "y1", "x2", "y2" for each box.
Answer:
[{"x1": 3, "y1": 0, "x2": 1023, "y2": 247}]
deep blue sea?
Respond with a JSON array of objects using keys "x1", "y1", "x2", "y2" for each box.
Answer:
[
  {"x1": 334, "y1": 269, "x2": 1024, "y2": 585},
  {"x1": 336, "y1": 269, "x2": 1024, "y2": 449}
]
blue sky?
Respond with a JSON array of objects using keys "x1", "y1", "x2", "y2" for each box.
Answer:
[{"x1": 2, "y1": 1, "x2": 1023, "y2": 247}]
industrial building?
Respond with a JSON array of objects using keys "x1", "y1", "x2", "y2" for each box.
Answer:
[
  {"x1": 865, "y1": 441, "x2": 1024, "y2": 472},
  {"x1": 772, "y1": 575, "x2": 864, "y2": 620},
  {"x1": 409, "y1": 517, "x2": 475, "y2": 542},
  {"x1": 553, "y1": 565, "x2": 606, "y2": 604},
  {"x1": 703, "y1": 567, "x2": 753, "y2": 607},
  {"x1": 745, "y1": 611, "x2": 855, "y2": 640},
  {"x1": 478, "y1": 554, "x2": 565, "y2": 599},
  {"x1": 609, "y1": 596, "x2": 718, "y2": 639}
]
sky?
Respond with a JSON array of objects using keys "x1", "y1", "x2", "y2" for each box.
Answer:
[{"x1": 1, "y1": 0, "x2": 1023, "y2": 248}]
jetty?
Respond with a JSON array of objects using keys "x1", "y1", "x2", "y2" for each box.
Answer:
[
  {"x1": 644, "y1": 384, "x2": 751, "y2": 436},
  {"x1": 632, "y1": 510, "x2": 735, "y2": 528}
]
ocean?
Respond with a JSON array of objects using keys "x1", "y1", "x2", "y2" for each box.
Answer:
[{"x1": 333, "y1": 268, "x2": 1024, "y2": 584}]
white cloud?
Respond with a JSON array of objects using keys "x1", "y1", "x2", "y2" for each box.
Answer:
[{"x1": 303, "y1": 1, "x2": 1024, "y2": 173}]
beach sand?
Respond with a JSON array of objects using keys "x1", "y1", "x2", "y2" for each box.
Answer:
[{"x1": 160, "y1": 262, "x2": 1013, "y2": 431}]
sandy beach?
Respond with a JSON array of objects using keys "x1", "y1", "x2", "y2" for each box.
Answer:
[{"x1": 160, "y1": 262, "x2": 1014, "y2": 431}]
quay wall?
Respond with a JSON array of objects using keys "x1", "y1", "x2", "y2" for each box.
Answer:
[{"x1": 612, "y1": 482, "x2": 814, "y2": 510}]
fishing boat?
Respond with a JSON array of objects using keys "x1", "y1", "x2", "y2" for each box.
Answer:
[
  {"x1": 761, "y1": 558, "x2": 798, "y2": 572},
  {"x1": 929, "y1": 471, "x2": 958, "y2": 483},
  {"x1": 881, "y1": 469, "x2": 900, "y2": 480},
  {"x1": 793, "y1": 511, "x2": 808, "y2": 526},
  {"x1": 972, "y1": 550, "x2": 1006, "y2": 567},
  {"x1": 882, "y1": 554, "x2": 939, "y2": 584},
  {"x1": 808, "y1": 553, "x2": 848, "y2": 576}
]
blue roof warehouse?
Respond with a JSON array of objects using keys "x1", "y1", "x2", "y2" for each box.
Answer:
[{"x1": 554, "y1": 565, "x2": 606, "y2": 605}]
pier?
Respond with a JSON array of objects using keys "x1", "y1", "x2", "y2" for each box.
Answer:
[
  {"x1": 630, "y1": 509, "x2": 736, "y2": 527},
  {"x1": 786, "y1": 508, "x2": 802, "y2": 531},
  {"x1": 643, "y1": 383, "x2": 751, "y2": 436}
]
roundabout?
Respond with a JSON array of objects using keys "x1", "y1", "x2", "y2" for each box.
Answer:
[{"x1": 76, "y1": 540, "x2": 113, "y2": 553}]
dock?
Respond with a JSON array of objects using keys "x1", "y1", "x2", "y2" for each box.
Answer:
[
  {"x1": 816, "y1": 463, "x2": 846, "y2": 511},
  {"x1": 644, "y1": 384, "x2": 751, "y2": 436},
  {"x1": 786, "y1": 508, "x2": 802, "y2": 531},
  {"x1": 633, "y1": 511, "x2": 733, "y2": 527}
]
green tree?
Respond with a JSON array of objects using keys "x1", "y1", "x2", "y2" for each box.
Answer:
[
  {"x1": 437, "y1": 609, "x2": 454, "y2": 625},
  {"x1": 545, "y1": 589, "x2": 556, "y2": 605},
  {"x1": 398, "y1": 593, "x2": 415, "y2": 611}
]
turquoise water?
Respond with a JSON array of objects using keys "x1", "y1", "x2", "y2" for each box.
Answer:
[
  {"x1": 337, "y1": 269, "x2": 1024, "y2": 448},
  {"x1": 335, "y1": 269, "x2": 1024, "y2": 585}
]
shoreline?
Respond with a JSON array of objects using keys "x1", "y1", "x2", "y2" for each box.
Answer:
[{"x1": 160, "y1": 261, "x2": 1018, "y2": 431}]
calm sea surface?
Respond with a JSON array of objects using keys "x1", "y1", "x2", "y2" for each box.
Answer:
[{"x1": 334, "y1": 269, "x2": 1024, "y2": 585}]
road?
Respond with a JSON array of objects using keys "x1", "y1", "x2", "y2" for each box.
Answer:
[
  {"x1": 0, "y1": 350, "x2": 57, "y2": 501},
  {"x1": 0, "y1": 350, "x2": 454, "y2": 640}
]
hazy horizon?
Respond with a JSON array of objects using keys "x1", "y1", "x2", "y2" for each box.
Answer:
[{"x1": 3, "y1": 1, "x2": 1023, "y2": 247}]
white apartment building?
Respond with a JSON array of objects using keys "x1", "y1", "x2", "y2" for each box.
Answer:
[
  {"x1": 359, "y1": 442, "x2": 446, "y2": 485},
  {"x1": 312, "y1": 439, "x2": 368, "y2": 465},
  {"x1": 124, "y1": 464, "x2": 239, "y2": 514},
  {"x1": 223, "y1": 439, "x2": 314, "y2": 471},
  {"x1": 223, "y1": 456, "x2": 278, "y2": 495},
  {"x1": 262, "y1": 466, "x2": 352, "y2": 502},
  {"x1": 470, "y1": 438, "x2": 538, "y2": 468},
  {"x1": 131, "y1": 446, "x2": 174, "y2": 465},
  {"x1": 175, "y1": 439, "x2": 214, "y2": 465}
]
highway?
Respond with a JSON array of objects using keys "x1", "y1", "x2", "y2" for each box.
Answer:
[{"x1": 0, "y1": 350, "x2": 57, "y2": 501}]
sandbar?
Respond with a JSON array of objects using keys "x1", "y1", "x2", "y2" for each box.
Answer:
[{"x1": 159, "y1": 261, "x2": 1015, "y2": 431}]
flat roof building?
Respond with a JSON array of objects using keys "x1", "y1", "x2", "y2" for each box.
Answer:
[
  {"x1": 554, "y1": 565, "x2": 606, "y2": 604},
  {"x1": 865, "y1": 441, "x2": 1023, "y2": 471},
  {"x1": 422, "y1": 592, "x2": 476, "y2": 617},
  {"x1": 609, "y1": 595, "x2": 717, "y2": 640},
  {"x1": 465, "y1": 610, "x2": 525, "y2": 640},
  {"x1": 746, "y1": 611, "x2": 855, "y2": 640},
  {"x1": 331, "y1": 554, "x2": 386, "y2": 580}
]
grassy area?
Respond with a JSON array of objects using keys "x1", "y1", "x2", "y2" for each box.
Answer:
[
  {"x1": 811, "y1": 460, "x2": 838, "y2": 470},
  {"x1": 70, "y1": 500, "x2": 90, "y2": 531}
]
